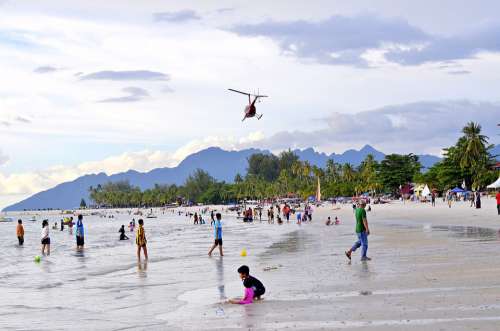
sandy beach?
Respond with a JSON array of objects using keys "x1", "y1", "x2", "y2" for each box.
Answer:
[{"x1": 0, "y1": 198, "x2": 499, "y2": 330}]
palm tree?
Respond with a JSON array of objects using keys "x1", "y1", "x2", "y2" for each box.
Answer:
[
  {"x1": 459, "y1": 122, "x2": 489, "y2": 170},
  {"x1": 342, "y1": 163, "x2": 356, "y2": 182}
]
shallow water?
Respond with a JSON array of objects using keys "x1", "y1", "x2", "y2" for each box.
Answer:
[{"x1": 0, "y1": 210, "x2": 304, "y2": 330}]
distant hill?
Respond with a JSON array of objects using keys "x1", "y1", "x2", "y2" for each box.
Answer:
[
  {"x1": 293, "y1": 145, "x2": 439, "y2": 169},
  {"x1": 3, "y1": 145, "x2": 441, "y2": 211}
]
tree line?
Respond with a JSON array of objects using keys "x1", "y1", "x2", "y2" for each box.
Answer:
[{"x1": 88, "y1": 122, "x2": 498, "y2": 207}]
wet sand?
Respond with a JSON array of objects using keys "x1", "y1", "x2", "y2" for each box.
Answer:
[{"x1": 1, "y1": 198, "x2": 500, "y2": 330}]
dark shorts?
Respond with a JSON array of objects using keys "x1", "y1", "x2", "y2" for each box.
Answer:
[
  {"x1": 76, "y1": 236, "x2": 84, "y2": 246},
  {"x1": 18, "y1": 236, "x2": 24, "y2": 245},
  {"x1": 41, "y1": 238, "x2": 50, "y2": 245},
  {"x1": 214, "y1": 239, "x2": 223, "y2": 246},
  {"x1": 254, "y1": 287, "x2": 265, "y2": 298}
]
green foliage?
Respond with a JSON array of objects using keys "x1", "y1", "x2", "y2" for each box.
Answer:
[
  {"x1": 419, "y1": 122, "x2": 496, "y2": 191},
  {"x1": 247, "y1": 153, "x2": 280, "y2": 181},
  {"x1": 183, "y1": 169, "x2": 215, "y2": 202},
  {"x1": 377, "y1": 154, "x2": 422, "y2": 193}
]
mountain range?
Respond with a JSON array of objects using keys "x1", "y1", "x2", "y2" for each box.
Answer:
[{"x1": 3, "y1": 145, "x2": 443, "y2": 211}]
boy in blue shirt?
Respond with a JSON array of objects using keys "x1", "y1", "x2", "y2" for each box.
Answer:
[{"x1": 208, "y1": 213, "x2": 223, "y2": 256}]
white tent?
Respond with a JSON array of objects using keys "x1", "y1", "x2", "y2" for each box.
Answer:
[
  {"x1": 487, "y1": 176, "x2": 500, "y2": 189},
  {"x1": 422, "y1": 184, "x2": 431, "y2": 196}
]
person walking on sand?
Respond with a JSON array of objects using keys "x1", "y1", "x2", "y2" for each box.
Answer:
[
  {"x1": 496, "y1": 189, "x2": 500, "y2": 215},
  {"x1": 41, "y1": 220, "x2": 50, "y2": 256},
  {"x1": 76, "y1": 214, "x2": 85, "y2": 250},
  {"x1": 136, "y1": 219, "x2": 148, "y2": 261},
  {"x1": 16, "y1": 219, "x2": 24, "y2": 246},
  {"x1": 208, "y1": 213, "x2": 223, "y2": 256},
  {"x1": 475, "y1": 191, "x2": 481, "y2": 209},
  {"x1": 345, "y1": 201, "x2": 371, "y2": 262}
]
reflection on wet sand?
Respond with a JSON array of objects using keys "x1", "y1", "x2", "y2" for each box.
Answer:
[
  {"x1": 261, "y1": 230, "x2": 311, "y2": 257},
  {"x1": 391, "y1": 222, "x2": 500, "y2": 242},
  {"x1": 137, "y1": 261, "x2": 148, "y2": 278},
  {"x1": 215, "y1": 256, "x2": 226, "y2": 300}
]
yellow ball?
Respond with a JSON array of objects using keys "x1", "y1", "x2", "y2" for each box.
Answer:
[
  {"x1": 240, "y1": 249, "x2": 247, "y2": 257},
  {"x1": 34, "y1": 256, "x2": 41, "y2": 263}
]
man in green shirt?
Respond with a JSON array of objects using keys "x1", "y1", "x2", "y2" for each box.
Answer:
[{"x1": 345, "y1": 201, "x2": 371, "y2": 261}]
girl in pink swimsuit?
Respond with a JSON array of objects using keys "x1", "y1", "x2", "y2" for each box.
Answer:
[{"x1": 229, "y1": 284, "x2": 254, "y2": 305}]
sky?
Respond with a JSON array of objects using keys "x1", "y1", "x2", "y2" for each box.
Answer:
[{"x1": 0, "y1": 0, "x2": 499, "y2": 208}]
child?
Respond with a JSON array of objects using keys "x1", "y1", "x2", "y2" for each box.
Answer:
[
  {"x1": 229, "y1": 265, "x2": 265, "y2": 304},
  {"x1": 208, "y1": 213, "x2": 223, "y2": 256},
  {"x1": 16, "y1": 219, "x2": 24, "y2": 246},
  {"x1": 68, "y1": 217, "x2": 74, "y2": 235},
  {"x1": 41, "y1": 220, "x2": 50, "y2": 255},
  {"x1": 136, "y1": 219, "x2": 148, "y2": 261},
  {"x1": 76, "y1": 215, "x2": 85, "y2": 250},
  {"x1": 335, "y1": 216, "x2": 340, "y2": 225},
  {"x1": 119, "y1": 225, "x2": 129, "y2": 240},
  {"x1": 325, "y1": 217, "x2": 332, "y2": 226},
  {"x1": 229, "y1": 281, "x2": 254, "y2": 305},
  {"x1": 296, "y1": 212, "x2": 302, "y2": 225}
]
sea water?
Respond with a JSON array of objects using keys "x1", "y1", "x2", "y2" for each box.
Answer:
[{"x1": 0, "y1": 209, "x2": 296, "y2": 330}]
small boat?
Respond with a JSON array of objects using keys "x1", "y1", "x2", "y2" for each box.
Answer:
[
  {"x1": 27, "y1": 216, "x2": 37, "y2": 222},
  {"x1": 146, "y1": 214, "x2": 157, "y2": 219},
  {"x1": 0, "y1": 217, "x2": 14, "y2": 223}
]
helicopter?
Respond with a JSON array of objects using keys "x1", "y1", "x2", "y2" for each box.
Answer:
[{"x1": 228, "y1": 88, "x2": 268, "y2": 121}]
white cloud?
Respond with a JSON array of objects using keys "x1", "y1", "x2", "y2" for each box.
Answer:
[
  {"x1": 256, "y1": 100, "x2": 500, "y2": 155},
  {"x1": 0, "y1": 150, "x2": 8, "y2": 166}
]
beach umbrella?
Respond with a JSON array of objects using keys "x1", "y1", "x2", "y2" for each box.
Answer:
[
  {"x1": 486, "y1": 176, "x2": 500, "y2": 189},
  {"x1": 422, "y1": 185, "x2": 431, "y2": 196}
]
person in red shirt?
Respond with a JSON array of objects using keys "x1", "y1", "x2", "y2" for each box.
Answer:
[{"x1": 496, "y1": 190, "x2": 500, "y2": 215}]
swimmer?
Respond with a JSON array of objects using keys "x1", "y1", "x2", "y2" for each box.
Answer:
[
  {"x1": 119, "y1": 225, "x2": 129, "y2": 240},
  {"x1": 136, "y1": 219, "x2": 148, "y2": 261},
  {"x1": 41, "y1": 220, "x2": 50, "y2": 256},
  {"x1": 76, "y1": 215, "x2": 85, "y2": 250},
  {"x1": 16, "y1": 219, "x2": 24, "y2": 246},
  {"x1": 326, "y1": 217, "x2": 332, "y2": 226},
  {"x1": 277, "y1": 215, "x2": 283, "y2": 225}
]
